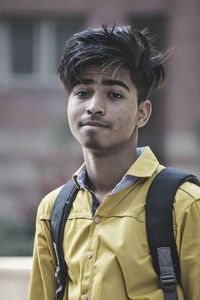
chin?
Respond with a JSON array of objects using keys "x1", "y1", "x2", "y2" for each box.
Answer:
[
  {"x1": 82, "y1": 137, "x2": 109, "y2": 153},
  {"x1": 84, "y1": 138, "x2": 103, "y2": 150}
]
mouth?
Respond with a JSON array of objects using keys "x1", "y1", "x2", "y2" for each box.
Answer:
[{"x1": 80, "y1": 119, "x2": 110, "y2": 128}]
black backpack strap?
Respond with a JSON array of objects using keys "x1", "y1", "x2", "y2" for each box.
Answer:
[
  {"x1": 146, "y1": 167, "x2": 199, "y2": 300},
  {"x1": 50, "y1": 179, "x2": 79, "y2": 300}
]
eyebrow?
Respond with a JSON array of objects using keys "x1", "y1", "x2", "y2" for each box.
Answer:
[{"x1": 77, "y1": 78, "x2": 130, "y2": 91}]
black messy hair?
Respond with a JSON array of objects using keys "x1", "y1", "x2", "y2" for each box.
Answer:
[{"x1": 58, "y1": 25, "x2": 169, "y2": 103}]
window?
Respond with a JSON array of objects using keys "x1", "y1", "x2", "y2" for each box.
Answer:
[
  {"x1": 55, "y1": 17, "x2": 85, "y2": 71},
  {"x1": 0, "y1": 16, "x2": 86, "y2": 85},
  {"x1": 10, "y1": 18, "x2": 34, "y2": 74}
]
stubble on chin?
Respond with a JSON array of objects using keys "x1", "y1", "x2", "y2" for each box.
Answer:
[{"x1": 84, "y1": 137, "x2": 102, "y2": 151}]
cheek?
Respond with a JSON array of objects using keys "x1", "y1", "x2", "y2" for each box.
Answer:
[
  {"x1": 113, "y1": 108, "x2": 138, "y2": 132},
  {"x1": 67, "y1": 102, "x2": 79, "y2": 133},
  {"x1": 67, "y1": 99, "x2": 80, "y2": 122},
  {"x1": 67, "y1": 105, "x2": 72, "y2": 126}
]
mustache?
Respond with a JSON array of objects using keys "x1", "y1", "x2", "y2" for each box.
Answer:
[{"x1": 79, "y1": 116, "x2": 112, "y2": 128}]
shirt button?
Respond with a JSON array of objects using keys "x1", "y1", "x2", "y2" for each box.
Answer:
[
  {"x1": 81, "y1": 295, "x2": 88, "y2": 300},
  {"x1": 87, "y1": 252, "x2": 93, "y2": 259},
  {"x1": 94, "y1": 216, "x2": 101, "y2": 223}
]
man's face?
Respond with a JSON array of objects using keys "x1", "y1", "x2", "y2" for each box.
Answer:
[{"x1": 67, "y1": 65, "x2": 151, "y2": 154}]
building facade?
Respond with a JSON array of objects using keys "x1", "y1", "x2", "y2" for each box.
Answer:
[{"x1": 0, "y1": 0, "x2": 199, "y2": 254}]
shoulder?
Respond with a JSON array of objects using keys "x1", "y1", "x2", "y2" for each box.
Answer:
[
  {"x1": 37, "y1": 185, "x2": 63, "y2": 220},
  {"x1": 174, "y1": 180, "x2": 200, "y2": 224},
  {"x1": 176, "y1": 180, "x2": 200, "y2": 204}
]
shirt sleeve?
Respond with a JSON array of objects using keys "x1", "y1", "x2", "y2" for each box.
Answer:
[
  {"x1": 177, "y1": 197, "x2": 200, "y2": 299},
  {"x1": 28, "y1": 200, "x2": 58, "y2": 300}
]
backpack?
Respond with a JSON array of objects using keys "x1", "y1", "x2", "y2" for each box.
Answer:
[{"x1": 50, "y1": 167, "x2": 199, "y2": 300}]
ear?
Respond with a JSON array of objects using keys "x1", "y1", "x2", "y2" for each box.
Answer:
[{"x1": 136, "y1": 99, "x2": 152, "y2": 128}]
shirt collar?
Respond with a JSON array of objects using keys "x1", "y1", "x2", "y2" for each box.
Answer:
[
  {"x1": 73, "y1": 146, "x2": 159, "y2": 189},
  {"x1": 73, "y1": 164, "x2": 87, "y2": 189},
  {"x1": 126, "y1": 146, "x2": 159, "y2": 177}
]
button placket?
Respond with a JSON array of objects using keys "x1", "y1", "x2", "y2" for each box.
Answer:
[
  {"x1": 87, "y1": 251, "x2": 93, "y2": 259},
  {"x1": 81, "y1": 295, "x2": 89, "y2": 300},
  {"x1": 81, "y1": 215, "x2": 102, "y2": 298},
  {"x1": 94, "y1": 216, "x2": 101, "y2": 224}
]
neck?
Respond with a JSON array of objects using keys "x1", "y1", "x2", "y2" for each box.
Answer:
[{"x1": 83, "y1": 142, "x2": 138, "y2": 195}]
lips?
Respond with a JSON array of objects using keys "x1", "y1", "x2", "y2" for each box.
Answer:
[
  {"x1": 82, "y1": 121, "x2": 109, "y2": 128},
  {"x1": 79, "y1": 118, "x2": 110, "y2": 128}
]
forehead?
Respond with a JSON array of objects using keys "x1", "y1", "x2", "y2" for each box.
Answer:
[{"x1": 78, "y1": 65, "x2": 134, "y2": 88}]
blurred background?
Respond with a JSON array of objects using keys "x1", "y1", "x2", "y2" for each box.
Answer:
[{"x1": 0, "y1": 0, "x2": 200, "y2": 257}]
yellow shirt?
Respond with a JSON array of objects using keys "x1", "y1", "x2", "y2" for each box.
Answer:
[{"x1": 28, "y1": 147, "x2": 200, "y2": 300}]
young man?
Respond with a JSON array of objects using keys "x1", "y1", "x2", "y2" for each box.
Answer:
[{"x1": 28, "y1": 26, "x2": 200, "y2": 300}]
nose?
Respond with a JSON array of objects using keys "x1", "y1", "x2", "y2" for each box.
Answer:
[{"x1": 86, "y1": 94, "x2": 106, "y2": 115}]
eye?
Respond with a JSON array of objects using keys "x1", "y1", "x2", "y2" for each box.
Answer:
[
  {"x1": 108, "y1": 92, "x2": 123, "y2": 100},
  {"x1": 74, "y1": 90, "x2": 90, "y2": 98}
]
